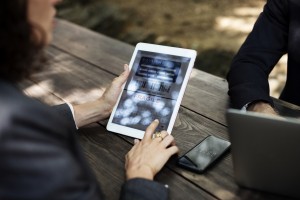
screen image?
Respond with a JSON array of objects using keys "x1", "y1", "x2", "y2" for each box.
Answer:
[{"x1": 112, "y1": 50, "x2": 191, "y2": 131}]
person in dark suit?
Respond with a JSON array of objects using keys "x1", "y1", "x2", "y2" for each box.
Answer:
[
  {"x1": 227, "y1": 0, "x2": 300, "y2": 115},
  {"x1": 0, "y1": 0, "x2": 179, "y2": 199}
]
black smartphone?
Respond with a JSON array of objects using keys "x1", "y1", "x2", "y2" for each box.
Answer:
[{"x1": 177, "y1": 135, "x2": 231, "y2": 173}]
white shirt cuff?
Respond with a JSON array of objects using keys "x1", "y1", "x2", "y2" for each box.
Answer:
[
  {"x1": 241, "y1": 102, "x2": 251, "y2": 112},
  {"x1": 66, "y1": 102, "x2": 79, "y2": 129}
]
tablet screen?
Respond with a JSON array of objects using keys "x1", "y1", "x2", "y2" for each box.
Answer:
[{"x1": 112, "y1": 50, "x2": 191, "y2": 131}]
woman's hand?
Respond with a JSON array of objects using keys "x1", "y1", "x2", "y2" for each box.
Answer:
[
  {"x1": 100, "y1": 64, "x2": 130, "y2": 117},
  {"x1": 72, "y1": 64, "x2": 129, "y2": 128},
  {"x1": 125, "y1": 120, "x2": 179, "y2": 180}
]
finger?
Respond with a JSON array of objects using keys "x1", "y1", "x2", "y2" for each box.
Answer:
[
  {"x1": 153, "y1": 131, "x2": 168, "y2": 142},
  {"x1": 161, "y1": 134, "x2": 175, "y2": 148},
  {"x1": 129, "y1": 140, "x2": 139, "y2": 153},
  {"x1": 134, "y1": 139, "x2": 140, "y2": 145},
  {"x1": 165, "y1": 146, "x2": 180, "y2": 157},
  {"x1": 121, "y1": 64, "x2": 130, "y2": 77},
  {"x1": 160, "y1": 131, "x2": 168, "y2": 139},
  {"x1": 113, "y1": 64, "x2": 130, "y2": 86},
  {"x1": 144, "y1": 119, "x2": 159, "y2": 141},
  {"x1": 153, "y1": 135, "x2": 163, "y2": 142},
  {"x1": 124, "y1": 64, "x2": 129, "y2": 72}
]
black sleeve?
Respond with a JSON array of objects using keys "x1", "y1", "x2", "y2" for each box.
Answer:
[
  {"x1": 226, "y1": 0, "x2": 289, "y2": 108},
  {"x1": 52, "y1": 103, "x2": 77, "y2": 131},
  {"x1": 0, "y1": 102, "x2": 103, "y2": 200},
  {"x1": 120, "y1": 178, "x2": 168, "y2": 200}
]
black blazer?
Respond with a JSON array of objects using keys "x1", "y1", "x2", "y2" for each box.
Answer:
[
  {"x1": 227, "y1": 0, "x2": 300, "y2": 108},
  {"x1": 0, "y1": 79, "x2": 168, "y2": 200}
]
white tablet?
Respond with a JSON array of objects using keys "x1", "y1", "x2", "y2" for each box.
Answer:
[{"x1": 107, "y1": 43, "x2": 197, "y2": 139}]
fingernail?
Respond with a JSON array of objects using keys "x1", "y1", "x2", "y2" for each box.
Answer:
[{"x1": 154, "y1": 119, "x2": 159, "y2": 122}]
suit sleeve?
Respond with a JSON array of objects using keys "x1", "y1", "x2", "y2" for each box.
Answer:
[
  {"x1": 120, "y1": 178, "x2": 168, "y2": 200},
  {"x1": 0, "y1": 103, "x2": 103, "y2": 200},
  {"x1": 226, "y1": 0, "x2": 289, "y2": 108},
  {"x1": 52, "y1": 103, "x2": 77, "y2": 131}
]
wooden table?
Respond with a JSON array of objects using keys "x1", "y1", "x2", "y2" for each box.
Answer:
[{"x1": 21, "y1": 19, "x2": 298, "y2": 200}]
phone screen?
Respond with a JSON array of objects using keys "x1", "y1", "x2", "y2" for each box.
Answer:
[{"x1": 177, "y1": 135, "x2": 231, "y2": 173}]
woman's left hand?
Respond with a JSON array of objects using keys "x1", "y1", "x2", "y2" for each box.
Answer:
[
  {"x1": 100, "y1": 64, "x2": 130, "y2": 118},
  {"x1": 72, "y1": 64, "x2": 129, "y2": 127}
]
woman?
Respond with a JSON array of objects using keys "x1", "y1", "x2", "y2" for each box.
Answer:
[{"x1": 0, "y1": 0, "x2": 179, "y2": 199}]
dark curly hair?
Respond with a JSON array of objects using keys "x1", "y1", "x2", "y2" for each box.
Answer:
[{"x1": 0, "y1": 0, "x2": 46, "y2": 82}]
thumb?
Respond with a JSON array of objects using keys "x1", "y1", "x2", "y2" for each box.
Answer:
[{"x1": 114, "y1": 64, "x2": 129, "y2": 85}]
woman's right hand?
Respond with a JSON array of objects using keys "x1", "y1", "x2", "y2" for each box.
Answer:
[{"x1": 125, "y1": 119, "x2": 179, "y2": 180}]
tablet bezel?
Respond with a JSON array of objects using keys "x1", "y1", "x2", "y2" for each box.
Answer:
[{"x1": 107, "y1": 42, "x2": 197, "y2": 139}]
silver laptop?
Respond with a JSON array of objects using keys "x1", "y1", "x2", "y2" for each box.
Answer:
[{"x1": 226, "y1": 109, "x2": 300, "y2": 198}]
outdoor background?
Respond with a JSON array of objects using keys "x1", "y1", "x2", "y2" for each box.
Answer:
[{"x1": 57, "y1": 0, "x2": 287, "y2": 98}]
